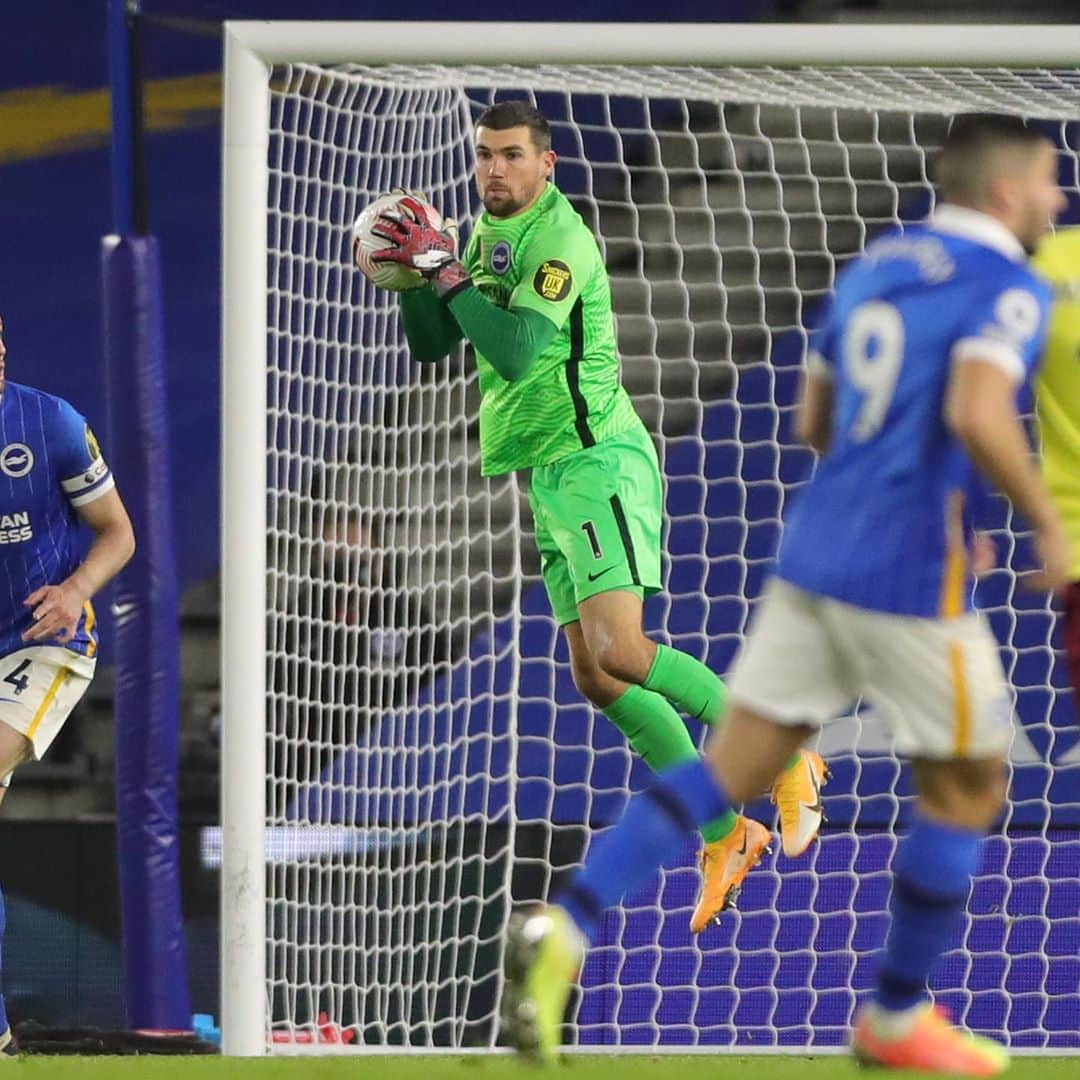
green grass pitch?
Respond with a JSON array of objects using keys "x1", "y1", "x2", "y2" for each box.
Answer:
[{"x1": 7, "y1": 1056, "x2": 1078, "y2": 1079}]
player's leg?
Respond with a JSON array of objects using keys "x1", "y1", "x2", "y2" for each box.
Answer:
[
  {"x1": 0, "y1": 727, "x2": 34, "y2": 790},
  {"x1": 535, "y1": 477, "x2": 705, "y2": 778},
  {"x1": 567, "y1": 427, "x2": 827, "y2": 857},
  {"x1": 539, "y1": 427, "x2": 826, "y2": 860},
  {"x1": 560, "y1": 707, "x2": 807, "y2": 939},
  {"x1": 0, "y1": 723, "x2": 32, "y2": 1056},
  {"x1": 562, "y1": 617, "x2": 761, "y2": 930},
  {"x1": 565, "y1": 578, "x2": 851, "y2": 924},
  {"x1": 0, "y1": 647, "x2": 95, "y2": 1058},
  {"x1": 847, "y1": 610, "x2": 1012, "y2": 1076},
  {"x1": 536, "y1": 433, "x2": 775, "y2": 926},
  {"x1": 576, "y1": 590, "x2": 724, "y2": 723},
  {"x1": 534, "y1": 480, "x2": 735, "y2": 830},
  {"x1": 852, "y1": 756, "x2": 1009, "y2": 1077},
  {"x1": 502, "y1": 579, "x2": 848, "y2": 1059},
  {"x1": 544, "y1": 450, "x2": 755, "y2": 920},
  {"x1": 563, "y1": 618, "x2": 696, "y2": 770},
  {"x1": 0, "y1": 682, "x2": 35, "y2": 1057},
  {"x1": 531, "y1": 427, "x2": 726, "y2": 722},
  {"x1": 578, "y1": 588, "x2": 828, "y2": 861},
  {"x1": 503, "y1": 705, "x2": 813, "y2": 1061}
]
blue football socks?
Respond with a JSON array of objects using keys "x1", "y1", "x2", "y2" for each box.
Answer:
[
  {"x1": 875, "y1": 815, "x2": 983, "y2": 1013},
  {"x1": 557, "y1": 758, "x2": 732, "y2": 942}
]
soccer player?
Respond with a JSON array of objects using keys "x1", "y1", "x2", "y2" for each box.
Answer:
[
  {"x1": 1031, "y1": 228, "x2": 1080, "y2": 708},
  {"x1": 495, "y1": 113, "x2": 1070, "y2": 1073},
  {"x1": 361, "y1": 99, "x2": 828, "y2": 932},
  {"x1": 0, "y1": 314, "x2": 135, "y2": 1052}
]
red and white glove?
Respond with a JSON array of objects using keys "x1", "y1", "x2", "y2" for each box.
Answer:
[{"x1": 370, "y1": 196, "x2": 471, "y2": 299}]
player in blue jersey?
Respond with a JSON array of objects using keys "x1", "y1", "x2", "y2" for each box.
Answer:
[
  {"x1": 501, "y1": 115, "x2": 1071, "y2": 1075},
  {"x1": 0, "y1": 314, "x2": 135, "y2": 1052}
]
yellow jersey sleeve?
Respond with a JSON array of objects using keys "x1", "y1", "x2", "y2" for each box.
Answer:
[{"x1": 1032, "y1": 227, "x2": 1080, "y2": 580}]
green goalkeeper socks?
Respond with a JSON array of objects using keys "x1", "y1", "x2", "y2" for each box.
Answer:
[
  {"x1": 602, "y1": 685, "x2": 695, "y2": 771},
  {"x1": 699, "y1": 813, "x2": 738, "y2": 845},
  {"x1": 643, "y1": 645, "x2": 802, "y2": 774},
  {"x1": 643, "y1": 644, "x2": 728, "y2": 726},
  {"x1": 602, "y1": 685, "x2": 737, "y2": 843}
]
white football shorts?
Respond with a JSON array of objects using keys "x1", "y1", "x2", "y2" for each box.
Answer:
[
  {"x1": 0, "y1": 645, "x2": 96, "y2": 785},
  {"x1": 727, "y1": 578, "x2": 1012, "y2": 760}
]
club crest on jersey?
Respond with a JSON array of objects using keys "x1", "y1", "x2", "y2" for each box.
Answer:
[
  {"x1": 0, "y1": 443, "x2": 34, "y2": 479},
  {"x1": 533, "y1": 260, "x2": 572, "y2": 302},
  {"x1": 490, "y1": 240, "x2": 512, "y2": 276}
]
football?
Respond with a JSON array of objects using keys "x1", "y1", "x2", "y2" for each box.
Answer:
[{"x1": 351, "y1": 192, "x2": 443, "y2": 292}]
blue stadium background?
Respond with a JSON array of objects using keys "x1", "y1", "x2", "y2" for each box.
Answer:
[{"x1": 2, "y1": 0, "x2": 1078, "y2": 1045}]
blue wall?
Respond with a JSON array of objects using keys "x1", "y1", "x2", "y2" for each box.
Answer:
[{"x1": 1, "y1": 3, "x2": 222, "y2": 612}]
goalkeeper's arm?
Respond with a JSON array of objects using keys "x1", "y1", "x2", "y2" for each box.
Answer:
[
  {"x1": 399, "y1": 280, "x2": 557, "y2": 379},
  {"x1": 372, "y1": 196, "x2": 557, "y2": 379},
  {"x1": 446, "y1": 288, "x2": 558, "y2": 383},
  {"x1": 400, "y1": 287, "x2": 464, "y2": 363}
]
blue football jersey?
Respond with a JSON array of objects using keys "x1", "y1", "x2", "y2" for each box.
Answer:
[
  {"x1": 777, "y1": 206, "x2": 1053, "y2": 617},
  {"x1": 0, "y1": 382, "x2": 114, "y2": 658}
]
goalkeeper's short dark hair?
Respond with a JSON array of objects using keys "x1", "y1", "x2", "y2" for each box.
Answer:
[
  {"x1": 937, "y1": 113, "x2": 1048, "y2": 203},
  {"x1": 476, "y1": 101, "x2": 551, "y2": 152}
]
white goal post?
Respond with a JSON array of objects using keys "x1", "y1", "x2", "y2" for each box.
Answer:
[{"x1": 221, "y1": 21, "x2": 1080, "y2": 1058}]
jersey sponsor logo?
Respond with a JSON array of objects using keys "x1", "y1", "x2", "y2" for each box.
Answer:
[
  {"x1": 533, "y1": 259, "x2": 572, "y2": 302},
  {"x1": 0, "y1": 443, "x2": 34, "y2": 479},
  {"x1": 85, "y1": 425, "x2": 102, "y2": 460},
  {"x1": 490, "y1": 240, "x2": 512, "y2": 276},
  {"x1": 0, "y1": 511, "x2": 32, "y2": 544}
]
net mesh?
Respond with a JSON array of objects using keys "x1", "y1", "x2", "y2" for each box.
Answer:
[{"x1": 260, "y1": 62, "x2": 1080, "y2": 1051}]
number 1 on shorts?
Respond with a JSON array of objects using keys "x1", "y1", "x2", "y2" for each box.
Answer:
[{"x1": 581, "y1": 520, "x2": 603, "y2": 560}]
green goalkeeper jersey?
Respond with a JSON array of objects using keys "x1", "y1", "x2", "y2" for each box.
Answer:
[{"x1": 462, "y1": 183, "x2": 640, "y2": 475}]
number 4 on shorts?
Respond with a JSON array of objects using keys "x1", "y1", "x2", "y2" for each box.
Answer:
[{"x1": 3, "y1": 659, "x2": 31, "y2": 697}]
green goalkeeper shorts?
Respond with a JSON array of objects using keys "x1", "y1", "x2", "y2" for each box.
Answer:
[{"x1": 528, "y1": 424, "x2": 663, "y2": 626}]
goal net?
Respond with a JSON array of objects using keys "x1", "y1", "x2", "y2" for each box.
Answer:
[{"x1": 223, "y1": 29, "x2": 1080, "y2": 1055}]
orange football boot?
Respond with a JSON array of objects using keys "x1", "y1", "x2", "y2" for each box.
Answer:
[
  {"x1": 689, "y1": 816, "x2": 771, "y2": 932},
  {"x1": 852, "y1": 1002, "x2": 1009, "y2": 1076},
  {"x1": 771, "y1": 749, "x2": 829, "y2": 858}
]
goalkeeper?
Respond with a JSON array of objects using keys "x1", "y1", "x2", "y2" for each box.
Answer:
[{"x1": 361, "y1": 100, "x2": 827, "y2": 930}]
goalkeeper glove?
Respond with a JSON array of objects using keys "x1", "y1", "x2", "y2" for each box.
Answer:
[
  {"x1": 386, "y1": 190, "x2": 460, "y2": 255},
  {"x1": 385, "y1": 189, "x2": 462, "y2": 264},
  {"x1": 370, "y1": 195, "x2": 471, "y2": 300},
  {"x1": 382, "y1": 190, "x2": 459, "y2": 255}
]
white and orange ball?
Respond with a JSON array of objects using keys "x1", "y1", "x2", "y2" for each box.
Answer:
[{"x1": 351, "y1": 193, "x2": 443, "y2": 292}]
